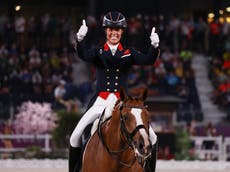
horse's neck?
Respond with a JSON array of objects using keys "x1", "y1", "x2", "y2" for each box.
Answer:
[
  {"x1": 103, "y1": 111, "x2": 136, "y2": 168},
  {"x1": 103, "y1": 108, "x2": 123, "y2": 149}
]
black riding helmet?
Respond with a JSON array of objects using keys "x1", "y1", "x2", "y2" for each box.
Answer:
[{"x1": 102, "y1": 11, "x2": 127, "y2": 29}]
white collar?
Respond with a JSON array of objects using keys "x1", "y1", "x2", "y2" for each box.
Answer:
[{"x1": 107, "y1": 43, "x2": 119, "y2": 51}]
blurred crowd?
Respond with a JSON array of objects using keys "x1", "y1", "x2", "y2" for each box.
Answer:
[
  {"x1": 210, "y1": 50, "x2": 230, "y2": 119},
  {"x1": 0, "y1": 12, "x2": 230, "y2": 121},
  {"x1": 207, "y1": 19, "x2": 230, "y2": 119}
]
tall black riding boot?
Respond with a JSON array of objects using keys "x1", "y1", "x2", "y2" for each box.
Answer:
[
  {"x1": 69, "y1": 146, "x2": 81, "y2": 172},
  {"x1": 145, "y1": 141, "x2": 158, "y2": 172}
]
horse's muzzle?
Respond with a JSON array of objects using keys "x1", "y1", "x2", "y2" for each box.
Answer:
[{"x1": 134, "y1": 136, "x2": 152, "y2": 158}]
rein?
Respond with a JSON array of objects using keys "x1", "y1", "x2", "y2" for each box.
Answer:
[{"x1": 97, "y1": 104, "x2": 148, "y2": 168}]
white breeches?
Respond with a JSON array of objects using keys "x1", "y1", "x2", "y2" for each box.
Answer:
[
  {"x1": 70, "y1": 93, "x2": 118, "y2": 147},
  {"x1": 69, "y1": 93, "x2": 157, "y2": 147}
]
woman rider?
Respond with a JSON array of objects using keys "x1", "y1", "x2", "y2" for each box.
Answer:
[{"x1": 69, "y1": 11, "x2": 160, "y2": 172}]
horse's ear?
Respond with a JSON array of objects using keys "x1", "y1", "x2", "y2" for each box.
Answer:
[
  {"x1": 140, "y1": 88, "x2": 148, "y2": 101},
  {"x1": 119, "y1": 87, "x2": 127, "y2": 101}
]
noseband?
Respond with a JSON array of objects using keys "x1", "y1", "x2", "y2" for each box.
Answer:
[{"x1": 98, "y1": 103, "x2": 149, "y2": 167}]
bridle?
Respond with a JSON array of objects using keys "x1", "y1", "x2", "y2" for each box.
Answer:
[
  {"x1": 98, "y1": 102, "x2": 150, "y2": 167},
  {"x1": 120, "y1": 104, "x2": 149, "y2": 151}
]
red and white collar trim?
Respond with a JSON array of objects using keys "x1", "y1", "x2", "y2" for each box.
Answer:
[{"x1": 103, "y1": 43, "x2": 124, "y2": 51}]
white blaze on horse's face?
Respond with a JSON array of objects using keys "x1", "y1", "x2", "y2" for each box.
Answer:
[{"x1": 131, "y1": 108, "x2": 150, "y2": 155}]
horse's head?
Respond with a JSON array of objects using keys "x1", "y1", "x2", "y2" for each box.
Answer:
[{"x1": 118, "y1": 88, "x2": 151, "y2": 159}]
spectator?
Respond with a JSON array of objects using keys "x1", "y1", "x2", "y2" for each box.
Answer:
[
  {"x1": 0, "y1": 14, "x2": 8, "y2": 42},
  {"x1": 72, "y1": 57, "x2": 92, "y2": 106},
  {"x1": 203, "y1": 122, "x2": 217, "y2": 160},
  {"x1": 194, "y1": 17, "x2": 207, "y2": 52},
  {"x1": 187, "y1": 119, "x2": 197, "y2": 136},
  {"x1": 209, "y1": 19, "x2": 221, "y2": 56},
  {"x1": 28, "y1": 46, "x2": 41, "y2": 70},
  {"x1": 14, "y1": 13, "x2": 26, "y2": 52},
  {"x1": 54, "y1": 79, "x2": 78, "y2": 112},
  {"x1": 168, "y1": 15, "x2": 180, "y2": 52},
  {"x1": 165, "y1": 71, "x2": 180, "y2": 95},
  {"x1": 54, "y1": 80, "x2": 66, "y2": 103}
]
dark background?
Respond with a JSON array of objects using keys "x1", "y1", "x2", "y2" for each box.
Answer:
[{"x1": 1, "y1": 0, "x2": 229, "y2": 20}]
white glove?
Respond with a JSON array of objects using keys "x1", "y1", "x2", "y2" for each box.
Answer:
[
  {"x1": 150, "y1": 27, "x2": 160, "y2": 48},
  {"x1": 76, "y1": 19, "x2": 88, "y2": 42}
]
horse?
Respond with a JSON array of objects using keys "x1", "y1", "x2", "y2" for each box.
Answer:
[{"x1": 82, "y1": 88, "x2": 152, "y2": 172}]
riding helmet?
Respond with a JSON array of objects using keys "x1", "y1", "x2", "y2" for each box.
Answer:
[{"x1": 102, "y1": 11, "x2": 127, "y2": 29}]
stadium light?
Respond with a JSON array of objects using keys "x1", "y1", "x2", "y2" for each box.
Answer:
[
  {"x1": 226, "y1": 17, "x2": 230, "y2": 23},
  {"x1": 208, "y1": 13, "x2": 215, "y2": 18},
  {"x1": 219, "y1": 10, "x2": 224, "y2": 15},
  {"x1": 207, "y1": 13, "x2": 215, "y2": 23},
  {"x1": 226, "y1": 7, "x2": 230, "y2": 12},
  {"x1": 219, "y1": 17, "x2": 224, "y2": 23},
  {"x1": 15, "y1": 5, "x2": 21, "y2": 11}
]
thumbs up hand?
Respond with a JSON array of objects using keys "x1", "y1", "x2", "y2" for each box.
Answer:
[
  {"x1": 76, "y1": 19, "x2": 88, "y2": 42},
  {"x1": 150, "y1": 27, "x2": 160, "y2": 48}
]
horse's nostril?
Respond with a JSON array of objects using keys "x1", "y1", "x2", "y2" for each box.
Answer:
[
  {"x1": 146, "y1": 145, "x2": 151, "y2": 153},
  {"x1": 139, "y1": 142, "x2": 144, "y2": 150},
  {"x1": 137, "y1": 138, "x2": 146, "y2": 153}
]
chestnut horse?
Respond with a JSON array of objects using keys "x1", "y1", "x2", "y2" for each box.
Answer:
[{"x1": 82, "y1": 88, "x2": 152, "y2": 172}]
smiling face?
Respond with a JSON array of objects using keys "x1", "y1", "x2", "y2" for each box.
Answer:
[{"x1": 105, "y1": 27, "x2": 124, "y2": 45}]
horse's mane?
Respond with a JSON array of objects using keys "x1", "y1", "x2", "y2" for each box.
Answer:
[
  {"x1": 116, "y1": 95, "x2": 141, "y2": 105},
  {"x1": 114, "y1": 99, "x2": 122, "y2": 107},
  {"x1": 116, "y1": 95, "x2": 144, "y2": 108}
]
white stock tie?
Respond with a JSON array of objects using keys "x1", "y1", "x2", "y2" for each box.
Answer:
[{"x1": 111, "y1": 49, "x2": 116, "y2": 56}]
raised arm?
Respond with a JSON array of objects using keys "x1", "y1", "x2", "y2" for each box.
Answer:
[
  {"x1": 75, "y1": 19, "x2": 97, "y2": 62},
  {"x1": 131, "y1": 27, "x2": 160, "y2": 65}
]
